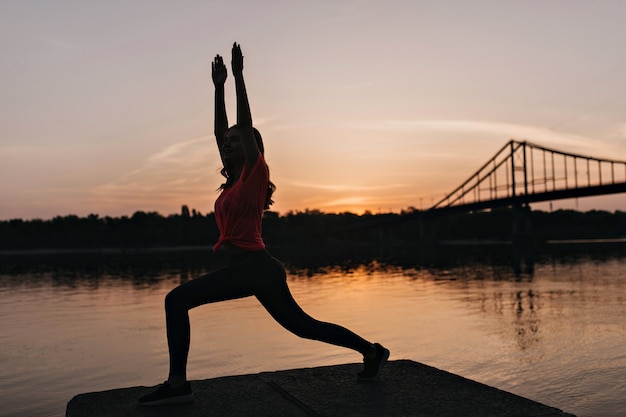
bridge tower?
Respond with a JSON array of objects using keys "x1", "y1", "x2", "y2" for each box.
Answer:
[{"x1": 422, "y1": 139, "x2": 626, "y2": 271}]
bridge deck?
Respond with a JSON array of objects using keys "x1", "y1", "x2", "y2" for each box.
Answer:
[
  {"x1": 430, "y1": 139, "x2": 626, "y2": 215},
  {"x1": 429, "y1": 181, "x2": 626, "y2": 216}
]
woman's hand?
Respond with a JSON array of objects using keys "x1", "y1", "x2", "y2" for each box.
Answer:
[
  {"x1": 212, "y1": 54, "x2": 227, "y2": 86},
  {"x1": 231, "y1": 42, "x2": 244, "y2": 78}
]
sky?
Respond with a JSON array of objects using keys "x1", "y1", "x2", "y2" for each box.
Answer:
[{"x1": 2, "y1": 0, "x2": 626, "y2": 220}]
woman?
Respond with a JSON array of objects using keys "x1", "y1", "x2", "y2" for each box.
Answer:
[{"x1": 139, "y1": 43, "x2": 389, "y2": 406}]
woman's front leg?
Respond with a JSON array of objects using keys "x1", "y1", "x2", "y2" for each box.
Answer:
[{"x1": 164, "y1": 266, "x2": 254, "y2": 383}]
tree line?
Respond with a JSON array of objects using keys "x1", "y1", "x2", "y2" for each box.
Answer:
[{"x1": 1, "y1": 206, "x2": 625, "y2": 250}]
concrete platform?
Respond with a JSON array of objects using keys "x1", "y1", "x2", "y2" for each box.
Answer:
[{"x1": 66, "y1": 360, "x2": 576, "y2": 417}]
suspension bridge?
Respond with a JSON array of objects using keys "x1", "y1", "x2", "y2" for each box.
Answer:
[
  {"x1": 425, "y1": 139, "x2": 626, "y2": 217},
  {"x1": 332, "y1": 139, "x2": 626, "y2": 270},
  {"x1": 333, "y1": 139, "x2": 626, "y2": 239}
]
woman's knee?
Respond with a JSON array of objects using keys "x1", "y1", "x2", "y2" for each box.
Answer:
[
  {"x1": 283, "y1": 316, "x2": 328, "y2": 340},
  {"x1": 266, "y1": 256, "x2": 287, "y2": 281},
  {"x1": 262, "y1": 297, "x2": 324, "y2": 340},
  {"x1": 165, "y1": 286, "x2": 187, "y2": 313}
]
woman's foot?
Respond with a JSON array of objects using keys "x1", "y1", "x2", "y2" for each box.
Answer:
[
  {"x1": 138, "y1": 381, "x2": 194, "y2": 406},
  {"x1": 358, "y1": 343, "x2": 390, "y2": 381}
]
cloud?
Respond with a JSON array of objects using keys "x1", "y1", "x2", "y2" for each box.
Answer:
[
  {"x1": 285, "y1": 181, "x2": 408, "y2": 192},
  {"x1": 614, "y1": 123, "x2": 626, "y2": 140},
  {"x1": 348, "y1": 119, "x2": 615, "y2": 157},
  {"x1": 39, "y1": 37, "x2": 85, "y2": 51},
  {"x1": 90, "y1": 136, "x2": 221, "y2": 213}
]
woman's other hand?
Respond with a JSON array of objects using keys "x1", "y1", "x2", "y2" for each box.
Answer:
[
  {"x1": 212, "y1": 54, "x2": 227, "y2": 86},
  {"x1": 231, "y1": 42, "x2": 244, "y2": 77}
]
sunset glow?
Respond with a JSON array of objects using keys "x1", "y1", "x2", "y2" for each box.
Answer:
[{"x1": 2, "y1": 1, "x2": 626, "y2": 220}]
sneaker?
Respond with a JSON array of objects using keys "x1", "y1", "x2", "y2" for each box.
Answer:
[
  {"x1": 358, "y1": 343, "x2": 390, "y2": 381},
  {"x1": 138, "y1": 381, "x2": 194, "y2": 406}
]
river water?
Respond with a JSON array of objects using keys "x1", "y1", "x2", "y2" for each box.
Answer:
[{"x1": 0, "y1": 247, "x2": 624, "y2": 417}]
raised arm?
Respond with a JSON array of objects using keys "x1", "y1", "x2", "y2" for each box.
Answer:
[
  {"x1": 231, "y1": 42, "x2": 260, "y2": 168},
  {"x1": 212, "y1": 54, "x2": 228, "y2": 149}
]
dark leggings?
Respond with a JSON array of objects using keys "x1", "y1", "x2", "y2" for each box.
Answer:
[{"x1": 164, "y1": 249, "x2": 373, "y2": 379}]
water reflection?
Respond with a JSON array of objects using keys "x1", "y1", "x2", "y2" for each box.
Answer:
[
  {"x1": 1, "y1": 246, "x2": 625, "y2": 417},
  {"x1": 0, "y1": 249, "x2": 214, "y2": 289},
  {"x1": 2, "y1": 241, "x2": 624, "y2": 281}
]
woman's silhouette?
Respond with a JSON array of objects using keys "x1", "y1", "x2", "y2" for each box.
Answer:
[{"x1": 139, "y1": 43, "x2": 389, "y2": 406}]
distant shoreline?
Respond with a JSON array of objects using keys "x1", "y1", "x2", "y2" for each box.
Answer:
[
  {"x1": 546, "y1": 238, "x2": 626, "y2": 244},
  {"x1": 0, "y1": 245, "x2": 213, "y2": 256},
  {"x1": 2, "y1": 238, "x2": 625, "y2": 257},
  {"x1": 440, "y1": 237, "x2": 626, "y2": 245}
]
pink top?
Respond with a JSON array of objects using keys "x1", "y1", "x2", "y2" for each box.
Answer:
[{"x1": 213, "y1": 154, "x2": 268, "y2": 251}]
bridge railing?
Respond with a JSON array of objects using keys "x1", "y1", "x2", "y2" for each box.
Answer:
[
  {"x1": 431, "y1": 140, "x2": 626, "y2": 211},
  {"x1": 525, "y1": 141, "x2": 626, "y2": 193}
]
